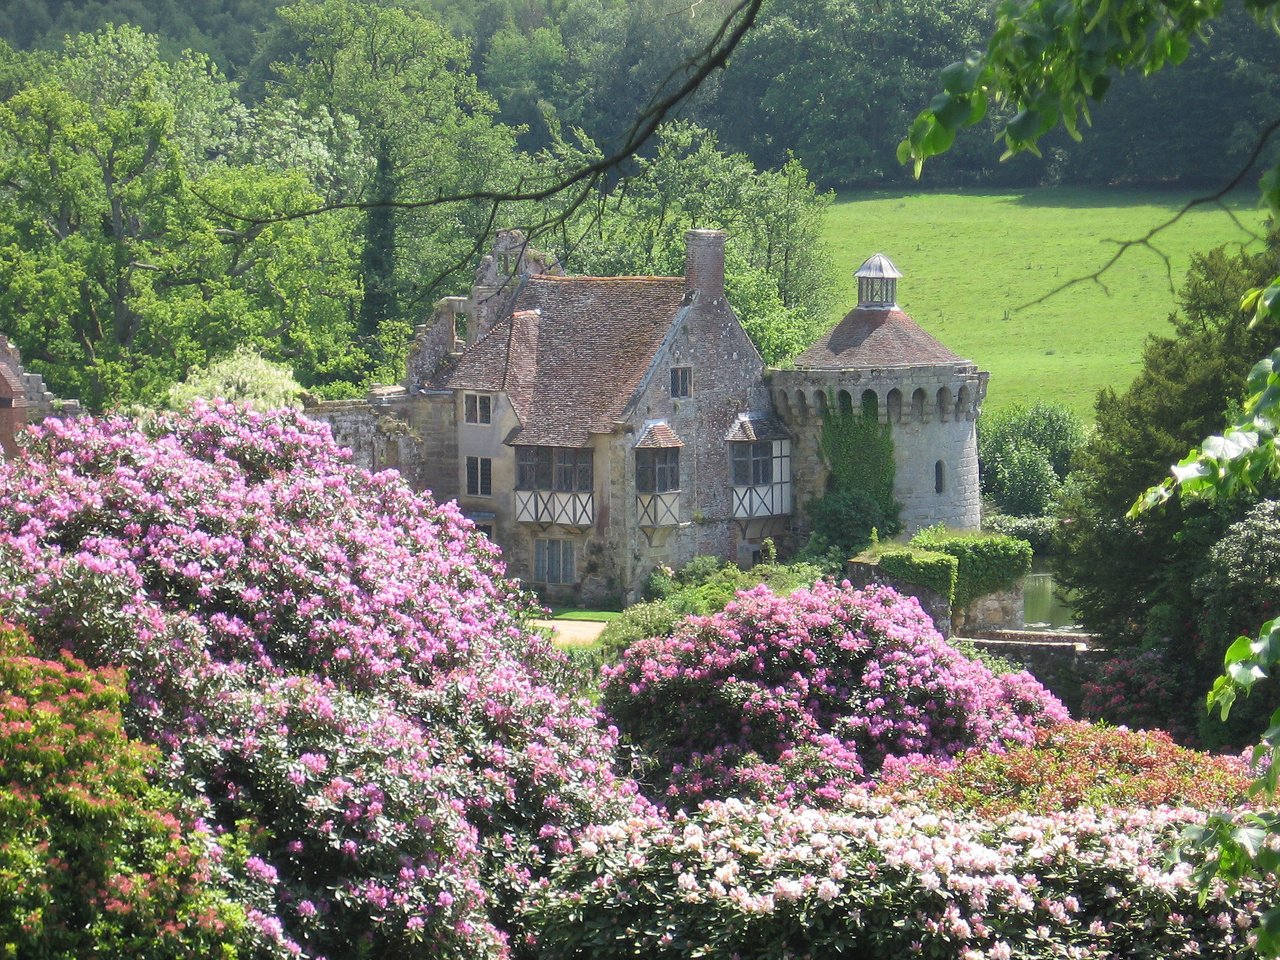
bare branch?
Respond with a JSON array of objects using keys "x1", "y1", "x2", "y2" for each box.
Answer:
[
  {"x1": 1017, "y1": 116, "x2": 1280, "y2": 311},
  {"x1": 189, "y1": 0, "x2": 763, "y2": 229}
]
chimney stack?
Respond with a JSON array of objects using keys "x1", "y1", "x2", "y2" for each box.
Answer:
[{"x1": 684, "y1": 229, "x2": 726, "y2": 303}]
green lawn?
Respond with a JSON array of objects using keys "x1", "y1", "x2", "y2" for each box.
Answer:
[
  {"x1": 820, "y1": 187, "x2": 1267, "y2": 417},
  {"x1": 546, "y1": 607, "x2": 622, "y2": 621}
]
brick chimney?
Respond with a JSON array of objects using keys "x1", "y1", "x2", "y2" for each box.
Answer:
[{"x1": 684, "y1": 229, "x2": 726, "y2": 303}]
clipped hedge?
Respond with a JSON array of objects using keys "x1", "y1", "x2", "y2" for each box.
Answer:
[
  {"x1": 910, "y1": 525, "x2": 1033, "y2": 609},
  {"x1": 867, "y1": 546, "x2": 958, "y2": 605}
]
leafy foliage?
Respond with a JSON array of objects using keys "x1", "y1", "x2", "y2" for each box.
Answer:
[
  {"x1": 870, "y1": 546, "x2": 959, "y2": 606},
  {"x1": 602, "y1": 581, "x2": 1066, "y2": 808},
  {"x1": 909, "y1": 526, "x2": 1033, "y2": 610},
  {"x1": 978, "y1": 401, "x2": 1085, "y2": 517},
  {"x1": 0, "y1": 25, "x2": 363, "y2": 409},
  {"x1": 549, "y1": 123, "x2": 834, "y2": 365},
  {"x1": 0, "y1": 623, "x2": 243, "y2": 957},
  {"x1": 165, "y1": 346, "x2": 308, "y2": 410}
]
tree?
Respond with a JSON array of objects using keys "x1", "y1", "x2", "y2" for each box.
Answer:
[
  {"x1": 0, "y1": 25, "x2": 362, "y2": 408},
  {"x1": 266, "y1": 0, "x2": 526, "y2": 374},
  {"x1": 548, "y1": 122, "x2": 833, "y2": 364}
]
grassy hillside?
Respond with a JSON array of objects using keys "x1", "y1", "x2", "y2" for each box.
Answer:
[{"x1": 820, "y1": 188, "x2": 1267, "y2": 417}]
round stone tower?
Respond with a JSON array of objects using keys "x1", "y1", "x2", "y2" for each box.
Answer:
[{"x1": 771, "y1": 253, "x2": 987, "y2": 534}]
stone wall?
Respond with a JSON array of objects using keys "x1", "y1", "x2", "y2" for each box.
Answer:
[
  {"x1": 955, "y1": 583, "x2": 1024, "y2": 633},
  {"x1": 965, "y1": 631, "x2": 1108, "y2": 716},
  {"x1": 845, "y1": 558, "x2": 952, "y2": 636},
  {"x1": 0, "y1": 335, "x2": 81, "y2": 457}
]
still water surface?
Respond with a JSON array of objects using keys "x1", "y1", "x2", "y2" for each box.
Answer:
[{"x1": 1022, "y1": 558, "x2": 1084, "y2": 632}]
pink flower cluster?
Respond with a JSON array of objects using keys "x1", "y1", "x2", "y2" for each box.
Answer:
[
  {"x1": 525, "y1": 792, "x2": 1270, "y2": 958},
  {"x1": 0, "y1": 402, "x2": 642, "y2": 958},
  {"x1": 602, "y1": 581, "x2": 1068, "y2": 807}
]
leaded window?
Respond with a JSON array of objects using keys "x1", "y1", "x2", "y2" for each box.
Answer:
[
  {"x1": 466, "y1": 456, "x2": 492, "y2": 496},
  {"x1": 516, "y1": 447, "x2": 592, "y2": 492},
  {"x1": 535, "y1": 539, "x2": 576, "y2": 584},
  {"x1": 731, "y1": 441, "x2": 774, "y2": 486},
  {"x1": 464, "y1": 393, "x2": 492, "y2": 424},
  {"x1": 636, "y1": 448, "x2": 680, "y2": 493}
]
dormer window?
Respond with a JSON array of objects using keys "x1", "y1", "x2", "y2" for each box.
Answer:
[
  {"x1": 670, "y1": 366, "x2": 692, "y2": 398},
  {"x1": 464, "y1": 393, "x2": 491, "y2": 424}
]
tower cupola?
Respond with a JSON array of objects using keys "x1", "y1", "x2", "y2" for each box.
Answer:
[{"x1": 855, "y1": 253, "x2": 902, "y2": 309}]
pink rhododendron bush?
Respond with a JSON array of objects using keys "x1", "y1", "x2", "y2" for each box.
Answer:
[
  {"x1": 0, "y1": 403, "x2": 642, "y2": 959},
  {"x1": 523, "y1": 794, "x2": 1271, "y2": 959},
  {"x1": 602, "y1": 582, "x2": 1069, "y2": 806}
]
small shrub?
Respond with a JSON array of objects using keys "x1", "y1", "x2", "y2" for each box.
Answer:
[
  {"x1": 979, "y1": 401, "x2": 1086, "y2": 487},
  {"x1": 1081, "y1": 645, "x2": 1199, "y2": 743},
  {"x1": 983, "y1": 511, "x2": 1058, "y2": 554},
  {"x1": 804, "y1": 487, "x2": 900, "y2": 559},
  {"x1": 602, "y1": 581, "x2": 1066, "y2": 808},
  {"x1": 910, "y1": 525, "x2": 1033, "y2": 609},
  {"x1": 597, "y1": 600, "x2": 683, "y2": 660},
  {"x1": 882, "y1": 720, "x2": 1250, "y2": 816},
  {"x1": 0, "y1": 624, "x2": 242, "y2": 958},
  {"x1": 166, "y1": 346, "x2": 306, "y2": 410},
  {"x1": 991, "y1": 443, "x2": 1061, "y2": 516}
]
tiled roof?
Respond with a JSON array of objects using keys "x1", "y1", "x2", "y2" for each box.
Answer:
[
  {"x1": 724, "y1": 412, "x2": 789, "y2": 442},
  {"x1": 635, "y1": 421, "x2": 684, "y2": 448},
  {"x1": 792, "y1": 306, "x2": 962, "y2": 370},
  {"x1": 439, "y1": 276, "x2": 686, "y2": 447}
]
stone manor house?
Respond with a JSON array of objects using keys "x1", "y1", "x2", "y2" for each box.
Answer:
[{"x1": 312, "y1": 229, "x2": 987, "y2": 606}]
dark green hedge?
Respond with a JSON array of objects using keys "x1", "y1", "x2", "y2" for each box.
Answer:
[
  {"x1": 909, "y1": 525, "x2": 1033, "y2": 608},
  {"x1": 873, "y1": 547, "x2": 958, "y2": 605}
]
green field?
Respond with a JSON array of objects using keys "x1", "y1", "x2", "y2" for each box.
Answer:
[{"x1": 820, "y1": 188, "x2": 1267, "y2": 417}]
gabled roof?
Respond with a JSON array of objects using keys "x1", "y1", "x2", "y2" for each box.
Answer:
[
  {"x1": 724, "y1": 412, "x2": 789, "y2": 442},
  {"x1": 436, "y1": 275, "x2": 687, "y2": 447},
  {"x1": 792, "y1": 306, "x2": 963, "y2": 370},
  {"x1": 635, "y1": 421, "x2": 683, "y2": 448}
]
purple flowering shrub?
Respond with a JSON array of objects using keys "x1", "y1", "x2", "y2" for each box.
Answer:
[
  {"x1": 602, "y1": 581, "x2": 1068, "y2": 806},
  {"x1": 523, "y1": 793, "x2": 1271, "y2": 958},
  {"x1": 0, "y1": 403, "x2": 641, "y2": 958}
]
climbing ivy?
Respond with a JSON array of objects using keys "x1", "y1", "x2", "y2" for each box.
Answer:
[
  {"x1": 910, "y1": 525, "x2": 1033, "y2": 609},
  {"x1": 819, "y1": 407, "x2": 897, "y2": 514},
  {"x1": 802, "y1": 406, "x2": 902, "y2": 557}
]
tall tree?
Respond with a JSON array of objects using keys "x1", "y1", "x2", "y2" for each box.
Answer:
[
  {"x1": 0, "y1": 25, "x2": 360, "y2": 408},
  {"x1": 267, "y1": 0, "x2": 525, "y2": 374}
]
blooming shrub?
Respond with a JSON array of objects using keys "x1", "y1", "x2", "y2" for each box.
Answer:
[
  {"x1": 0, "y1": 623, "x2": 241, "y2": 957},
  {"x1": 0, "y1": 403, "x2": 642, "y2": 958},
  {"x1": 1081, "y1": 645, "x2": 1198, "y2": 742},
  {"x1": 882, "y1": 721, "x2": 1251, "y2": 817},
  {"x1": 524, "y1": 793, "x2": 1271, "y2": 959},
  {"x1": 602, "y1": 581, "x2": 1067, "y2": 806}
]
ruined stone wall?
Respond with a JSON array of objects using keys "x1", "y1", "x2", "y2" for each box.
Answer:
[
  {"x1": 771, "y1": 362, "x2": 986, "y2": 537},
  {"x1": 965, "y1": 632, "x2": 1107, "y2": 715},
  {"x1": 956, "y1": 582, "x2": 1024, "y2": 633},
  {"x1": 306, "y1": 390, "x2": 454, "y2": 496},
  {"x1": 0, "y1": 335, "x2": 81, "y2": 457}
]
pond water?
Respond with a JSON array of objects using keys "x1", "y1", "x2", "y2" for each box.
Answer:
[{"x1": 1022, "y1": 558, "x2": 1085, "y2": 632}]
